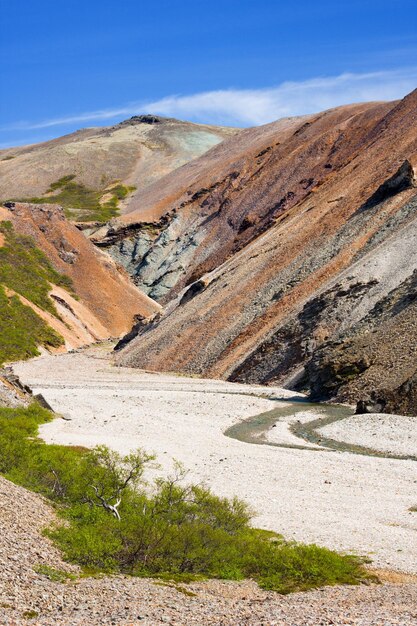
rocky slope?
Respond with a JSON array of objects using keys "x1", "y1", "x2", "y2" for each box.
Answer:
[
  {"x1": 0, "y1": 117, "x2": 238, "y2": 222},
  {"x1": 108, "y1": 90, "x2": 417, "y2": 414},
  {"x1": 0, "y1": 202, "x2": 159, "y2": 354}
]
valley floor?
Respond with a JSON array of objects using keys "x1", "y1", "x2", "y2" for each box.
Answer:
[{"x1": 13, "y1": 344, "x2": 417, "y2": 575}]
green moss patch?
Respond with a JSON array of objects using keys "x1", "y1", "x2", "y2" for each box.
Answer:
[{"x1": 14, "y1": 176, "x2": 136, "y2": 223}]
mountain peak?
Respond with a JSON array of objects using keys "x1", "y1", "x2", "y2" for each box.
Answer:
[{"x1": 116, "y1": 114, "x2": 177, "y2": 127}]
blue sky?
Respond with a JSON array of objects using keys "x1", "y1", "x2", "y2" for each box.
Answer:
[{"x1": 1, "y1": 0, "x2": 416, "y2": 147}]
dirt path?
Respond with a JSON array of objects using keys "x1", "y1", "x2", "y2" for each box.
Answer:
[{"x1": 13, "y1": 344, "x2": 417, "y2": 575}]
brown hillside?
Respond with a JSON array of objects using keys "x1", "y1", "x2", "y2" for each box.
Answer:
[
  {"x1": 1, "y1": 202, "x2": 160, "y2": 349},
  {"x1": 113, "y1": 90, "x2": 417, "y2": 414},
  {"x1": 0, "y1": 117, "x2": 238, "y2": 221}
]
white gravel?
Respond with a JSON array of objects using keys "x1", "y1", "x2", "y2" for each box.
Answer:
[
  {"x1": 14, "y1": 346, "x2": 417, "y2": 574},
  {"x1": 266, "y1": 410, "x2": 324, "y2": 448},
  {"x1": 318, "y1": 413, "x2": 417, "y2": 457}
]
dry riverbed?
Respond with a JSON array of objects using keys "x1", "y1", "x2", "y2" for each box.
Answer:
[
  {"x1": 318, "y1": 413, "x2": 417, "y2": 457},
  {"x1": 13, "y1": 344, "x2": 417, "y2": 576}
]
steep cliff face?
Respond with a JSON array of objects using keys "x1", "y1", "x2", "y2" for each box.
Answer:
[
  {"x1": 306, "y1": 270, "x2": 417, "y2": 415},
  {"x1": 114, "y1": 90, "x2": 417, "y2": 414}
]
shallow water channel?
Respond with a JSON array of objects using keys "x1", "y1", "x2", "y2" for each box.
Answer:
[{"x1": 225, "y1": 397, "x2": 417, "y2": 462}]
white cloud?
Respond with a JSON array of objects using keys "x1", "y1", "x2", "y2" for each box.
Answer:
[
  {"x1": 6, "y1": 68, "x2": 417, "y2": 131},
  {"x1": 144, "y1": 69, "x2": 417, "y2": 126}
]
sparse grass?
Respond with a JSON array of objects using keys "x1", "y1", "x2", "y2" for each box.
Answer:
[
  {"x1": 34, "y1": 564, "x2": 77, "y2": 582},
  {"x1": 0, "y1": 221, "x2": 75, "y2": 364},
  {"x1": 13, "y1": 176, "x2": 137, "y2": 223},
  {"x1": 0, "y1": 403, "x2": 372, "y2": 595},
  {"x1": 22, "y1": 610, "x2": 39, "y2": 619},
  {"x1": 154, "y1": 580, "x2": 197, "y2": 596}
]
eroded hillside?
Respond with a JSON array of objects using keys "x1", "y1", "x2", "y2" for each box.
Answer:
[
  {"x1": 0, "y1": 202, "x2": 159, "y2": 360},
  {"x1": 108, "y1": 90, "x2": 417, "y2": 414}
]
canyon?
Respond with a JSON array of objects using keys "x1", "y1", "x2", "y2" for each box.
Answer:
[
  {"x1": 0, "y1": 91, "x2": 416, "y2": 624},
  {"x1": 1, "y1": 93, "x2": 416, "y2": 411}
]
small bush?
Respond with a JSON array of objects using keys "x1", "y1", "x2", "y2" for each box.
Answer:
[
  {"x1": 0, "y1": 404, "x2": 372, "y2": 594},
  {"x1": 22, "y1": 610, "x2": 38, "y2": 620}
]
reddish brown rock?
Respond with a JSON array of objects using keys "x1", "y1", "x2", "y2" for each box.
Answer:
[{"x1": 1, "y1": 202, "x2": 160, "y2": 347}]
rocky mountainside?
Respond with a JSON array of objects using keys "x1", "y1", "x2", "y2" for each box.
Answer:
[
  {"x1": 0, "y1": 116, "x2": 238, "y2": 222},
  {"x1": 0, "y1": 202, "x2": 159, "y2": 357},
  {"x1": 106, "y1": 90, "x2": 417, "y2": 415}
]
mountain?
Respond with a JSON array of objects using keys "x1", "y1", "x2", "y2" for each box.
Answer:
[
  {"x1": 104, "y1": 91, "x2": 417, "y2": 415},
  {"x1": 0, "y1": 201, "x2": 159, "y2": 362},
  {"x1": 0, "y1": 117, "x2": 238, "y2": 223}
]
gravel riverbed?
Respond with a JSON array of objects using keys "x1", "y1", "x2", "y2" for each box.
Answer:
[{"x1": 13, "y1": 346, "x2": 417, "y2": 575}]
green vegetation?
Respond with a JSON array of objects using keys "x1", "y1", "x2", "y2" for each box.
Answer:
[
  {"x1": 1, "y1": 403, "x2": 371, "y2": 594},
  {"x1": 0, "y1": 286, "x2": 63, "y2": 364},
  {"x1": 0, "y1": 221, "x2": 75, "y2": 364},
  {"x1": 0, "y1": 221, "x2": 73, "y2": 314},
  {"x1": 34, "y1": 564, "x2": 76, "y2": 582},
  {"x1": 17, "y1": 176, "x2": 136, "y2": 223},
  {"x1": 22, "y1": 610, "x2": 39, "y2": 620}
]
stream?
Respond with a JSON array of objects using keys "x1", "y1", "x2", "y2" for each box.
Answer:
[{"x1": 225, "y1": 396, "x2": 417, "y2": 462}]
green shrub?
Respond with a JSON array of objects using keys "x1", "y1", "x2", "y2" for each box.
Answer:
[
  {"x1": 22, "y1": 610, "x2": 38, "y2": 619},
  {"x1": 0, "y1": 404, "x2": 372, "y2": 594}
]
